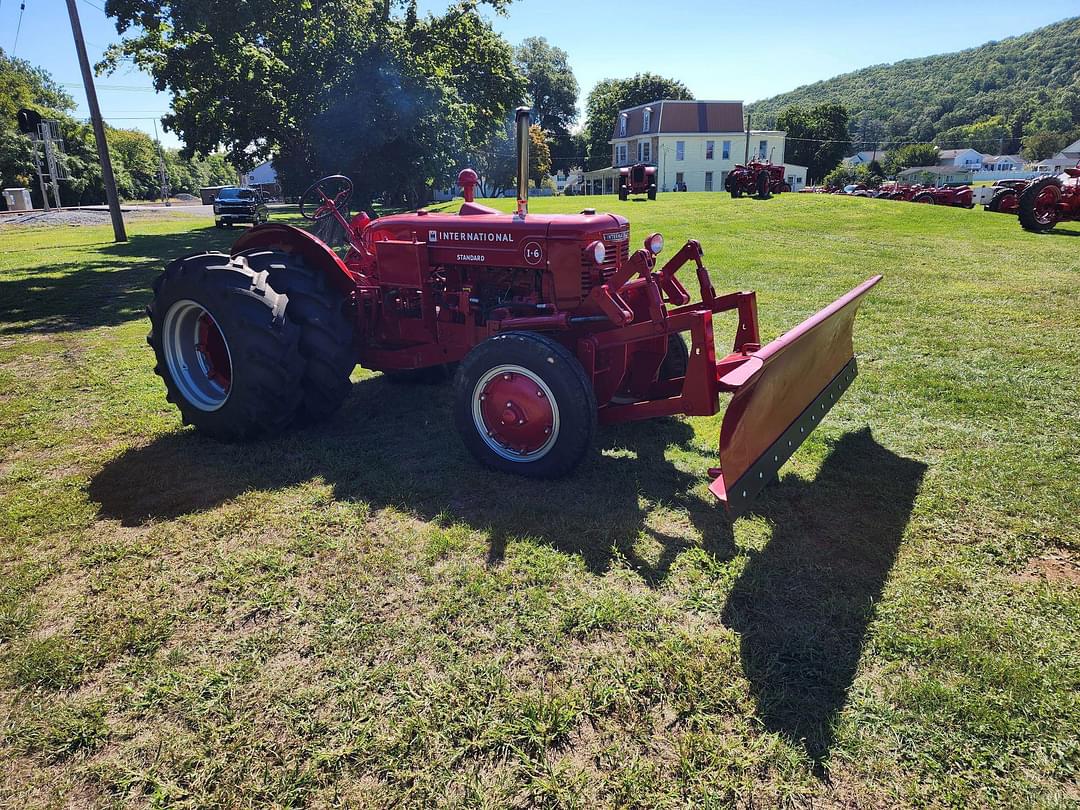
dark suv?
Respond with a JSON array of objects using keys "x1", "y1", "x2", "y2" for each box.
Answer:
[{"x1": 213, "y1": 187, "x2": 269, "y2": 228}]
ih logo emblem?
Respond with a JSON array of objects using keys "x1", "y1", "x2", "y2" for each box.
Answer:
[{"x1": 428, "y1": 229, "x2": 437, "y2": 243}]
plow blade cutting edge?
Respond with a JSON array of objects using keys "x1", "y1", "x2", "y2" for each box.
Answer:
[{"x1": 709, "y1": 275, "x2": 882, "y2": 515}]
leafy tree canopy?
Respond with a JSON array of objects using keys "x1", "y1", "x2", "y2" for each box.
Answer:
[
  {"x1": 101, "y1": 0, "x2": 524, "y2": 206},
  {"x1": 884, "y1": 144, "x2": 940, "y2": 175},
  {"x1": 514, "y1": 37, "x2": 578, "y2": 135},
  {"x1": 775, "y1": 103, "x2": 850, "y2": 182},
  {"x1": 583, "y1": 73, "x2": 693, "y2": 170},
  {"x1": 750, "y1": 17, "x2": 1080, "y2": 155}
]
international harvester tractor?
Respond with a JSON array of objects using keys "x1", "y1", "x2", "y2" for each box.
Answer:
[
  {"x1": 1015, "y1": 163, "x2": 1080, "y2": 232},
  {"x1": 724, "y1": 159, "x2": 791, "y2": 199},
  {"x1": 148, "y1": 109, "x2": 880, "y2": 515},
  {"x1": 971, "y1": 179, "x2": 1028, "y2": 214},
  {"x1": 618, "y1": 163, "x2": 657, "y2": 201},
  {"x1": 910, "y1": 184, "x2": 974, "y2": 208}
]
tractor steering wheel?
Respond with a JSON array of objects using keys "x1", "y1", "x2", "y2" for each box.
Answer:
[{"x1": 300, "y1": 175, "x2": 354, "y2": 221}]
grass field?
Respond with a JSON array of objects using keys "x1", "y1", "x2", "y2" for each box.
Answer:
[{"x1": 1, "y1": 193, "x2": 1078, "y2": 808}]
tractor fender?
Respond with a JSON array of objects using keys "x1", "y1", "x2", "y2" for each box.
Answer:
[{"x1": 230, "y1": 223, "x2": 359, "y2": 295}]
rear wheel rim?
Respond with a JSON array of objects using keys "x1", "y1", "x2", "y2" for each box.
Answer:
[
  {"x1": 1034, "y1": 186, "x2": 1060, "y2": 225},
  {"x1": 162, "y1": 300, "x2": 233, "y2": 411},
  {"x1": 472, "y1": 364, "x2": 559, "y2": 461}
]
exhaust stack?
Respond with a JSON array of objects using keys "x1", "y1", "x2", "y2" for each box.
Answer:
[{"x1": 515, "y1": 106, "x2": 530, "y2": 218}]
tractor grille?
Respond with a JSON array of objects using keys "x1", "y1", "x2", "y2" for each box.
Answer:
[{"x1": 580, "y1": 236, "x2": 630, "y2": 293}]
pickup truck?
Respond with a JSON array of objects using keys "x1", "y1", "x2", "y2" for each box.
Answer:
[{"x1": 213, "y1": 187, "x2": 269, "y2": 228}]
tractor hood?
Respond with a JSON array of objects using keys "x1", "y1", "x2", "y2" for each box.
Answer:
[{"x1": 367, "y1": 209, "x2": 630, "y2": 270}]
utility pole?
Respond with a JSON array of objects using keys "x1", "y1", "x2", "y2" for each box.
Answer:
[
  {"x1": 64, "y1": 0, "x2": 127, "y2": 241},
  {"x1": 744, "y1": 111, "x2": 751, "y2": 165}
]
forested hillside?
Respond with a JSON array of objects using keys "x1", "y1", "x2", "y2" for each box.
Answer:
[{"x1": 749, "y1": 17, "x2": 1080, "y2": 157}]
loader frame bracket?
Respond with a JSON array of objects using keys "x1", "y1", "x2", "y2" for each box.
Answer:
[{"x1": 710, "y1": 356, "x2": 858, "y2": 515}]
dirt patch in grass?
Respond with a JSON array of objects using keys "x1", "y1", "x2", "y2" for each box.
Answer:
[{"x1": 1014, "y1": 552, "x2": 1080, "y2": 585}]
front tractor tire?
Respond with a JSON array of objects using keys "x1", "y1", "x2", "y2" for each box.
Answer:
[
  {"x1": 647, "y1": 184, "x2": 657, "y2": 201},
  {"x1": 756, "y1": 171, "x2": 771, "y2": 199},
  {"x1": 239, "y1": 249, "x2": 356, "y2": 422},
  {"x1": 1018, "y1": 176, "x2": 1062, "y2": 232},
  {"x1": 147, "y1": 253, "x2": 305, "y2": 440},
  {"x1": 986, "y1": 188, "x2": 1017, "y2": 213},
  {"x1": 454, "y1": 332, "x2": 597, "y2": 479}
]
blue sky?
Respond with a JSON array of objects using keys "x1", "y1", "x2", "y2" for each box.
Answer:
[{"x1": 4, "y1": 0, "x2": 1077, "y2": 150}]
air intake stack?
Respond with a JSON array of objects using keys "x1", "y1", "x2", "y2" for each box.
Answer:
[{"x1": 515, "y1": 106, "x2": 530, "y2": 218}]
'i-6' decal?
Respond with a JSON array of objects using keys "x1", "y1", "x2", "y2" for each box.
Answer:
[{"x1": 523, "y1": 241, "x2": 544, "y2": 266}]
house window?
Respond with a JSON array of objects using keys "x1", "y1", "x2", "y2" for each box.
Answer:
[
  {"x1": 619, "y1": 114, "x2": 627, "y2": 138},
  {"x1": 642, "y1": 108, "x2": 651, "y2": 132},
  {"x1": 758, "y1": 139, "x2": 767, "y2": 159},
  {"x1": 704, "y1": 171, "x2": 713, "y2": 191},
  {"x1": 638, "y1": 141, "x2": 651, "y2": 163},
  {"x1": 676, "y1": 141, "x2": 685, "y2": 161},
  {"x1": 722, "y1": 140, "x2": 731, "y2": 160},
  {"x1": 705, "y1": 140, "x2": 715, "y2": 160},
  {"x1": 616, "y1": 144, "x2": 627, "y2": 165}
]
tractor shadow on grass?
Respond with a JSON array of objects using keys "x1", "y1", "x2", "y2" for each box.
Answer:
[
  {"x1": 725, "y1": 429, "x2": 926, "y2": 772},
  {"x1": 89, "y1": 378, "x2": 925, "y2": 769},
  {"x1": 0, "y1": 227, "x2": 234, "y2": 335},
  {"x1": 89, "y1": 373, "x2": 738, "y2": 584}
]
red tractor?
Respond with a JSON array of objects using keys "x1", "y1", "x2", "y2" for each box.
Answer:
[
  {"x1": 725, "y1": 159, "x2": 791, "y2": 199},
  {"x1": 147, "y1": 108, "x2": 880, "y2": 515},
  {"x1": 910, "y1": 185, "x2": 974, "y2": 208},
  {"x1": 618, "y1": 163, "x2": 657, "y2": 201},
  {"x1": 1016, "y1": 165, "x2": 1080, "y2": 232},
  {"x1": 972, "y1": 179, "x2": 1029, "y2": 214},
  {"x1": 874, "y1": 182, "x2": 919, "y2": 201}
]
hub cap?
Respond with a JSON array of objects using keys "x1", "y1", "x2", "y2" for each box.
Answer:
[
  {"x1": 1034, "y1": 185, "x2": 1061, "y2": 225},
  {"x1": 162, "y1": 300, "x2": 233, "y2": 411},
  {"x1": 472, "y1": 365, "x2": 559, "y2": 461}
]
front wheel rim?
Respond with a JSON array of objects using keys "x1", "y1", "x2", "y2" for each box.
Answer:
[
  {"x1": 162, "y1": 300, "x2": 233, "y2": 412},
  {"x1": 472, "y1": 364, "x2": 559, "y2": 461}
]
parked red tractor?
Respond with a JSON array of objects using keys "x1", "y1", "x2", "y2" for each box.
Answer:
[
  {"x1": 910, "y1": 185, "x2": 974, "y2": 208},
  {"x1": 972, "y1": 179, "x2": 1029, "y2": 214},
  {"x1": 1016, "y1": 165, "x2": 1080, "y2": 232},
  {"x1": 724, "y1": 159, "x2": 791, "y2": 199},
  {"x1": 147, "y1": 108, "x2": 880, "y2": 515},
  {"x1": 618, "y1": 163, "x2": 657, "y2": 201},
  {"x1": 874, "y1": 182, "x2": 919, "y2": 201}
]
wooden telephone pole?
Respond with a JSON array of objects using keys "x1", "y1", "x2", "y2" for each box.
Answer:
[{"x1": 65, "y1": 0, "x2": 127, "y2": 242}]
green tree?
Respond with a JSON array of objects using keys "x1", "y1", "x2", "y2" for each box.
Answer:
[
  {"x1": 102, "y1": 0, "x2": 523, "y2": 206},
  {"x1": 528, "y1": 123, "x2": 551, "y2": 189},
  {"x1": 514, "y1": 37, "x2": 578, "y2": 135},
  {"x1": 776, "y1": 103, "x2": 850, "y2": 181},
  {"x1": 885, "y1": 143, "x2": 940, "y2": 174},
  {"x1": 583, "y1": 73, "x2": 693, "y2": 170},
  {"x1": 1022, "y1": 130, "x2": 1071, "y2": 161}
]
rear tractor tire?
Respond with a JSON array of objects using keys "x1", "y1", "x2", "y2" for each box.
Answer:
[
  {"x1": 912, "y1": 192, "x2": 936, "y2": 204},
  {"x1": 1018, "y1": 176, "x2": 1061, "y2": 233},
  {"x1": 454, "y1": 332, "x2": 596, "y2": 478},
  {"x1": 383, "y1": 364, "x2": 458, "y2": 385},
  {"x1": 147, "y1": 252, "x2": 305, "y2": 440},
  {"x1": 239, "y1": 249, "x2": 357, "y2": 422}
]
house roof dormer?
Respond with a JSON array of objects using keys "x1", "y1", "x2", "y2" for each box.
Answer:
[{"x1": 610, "y1": 99, "x2": 745, "y2": 141}]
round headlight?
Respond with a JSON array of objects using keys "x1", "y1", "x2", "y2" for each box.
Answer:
[
  {"x1": 646, "y1": 233, "x2": 664, "y2": 255},
  {"x1": 589, "y1": 240, "x2": 606, "y2": 265}
]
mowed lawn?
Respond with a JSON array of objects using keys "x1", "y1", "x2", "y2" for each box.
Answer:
[{"x1": 0, "y1": 193, "x2": 1077, "y2": 808}]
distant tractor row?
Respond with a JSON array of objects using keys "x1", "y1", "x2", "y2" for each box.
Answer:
[{"x1": 800, "y1": 162, "x2": 1080, "y2": 233}]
